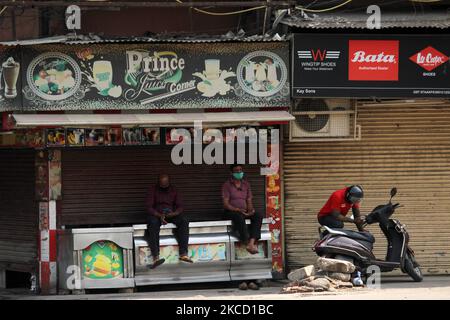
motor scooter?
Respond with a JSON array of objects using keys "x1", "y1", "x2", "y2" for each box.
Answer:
[{"x1": 313, "y1": 188, "x2": 423, "y2": 282}]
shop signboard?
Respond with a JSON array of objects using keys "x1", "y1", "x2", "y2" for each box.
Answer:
[
  {"x1": 82, "y1": 240, "x2": 124, "y2": 280},
  {"x1": 293, "y1": 34, "x2": 450, "y2": 98},
  {"x1": 17, "y1": 42, "x2": 289, "y2": 111}
]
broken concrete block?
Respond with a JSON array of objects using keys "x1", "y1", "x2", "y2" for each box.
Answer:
[
  {"x1": 287, "y1": 265, "x2": 315, "y2": 282},
  {"x1": 328, "y1": 272, "x2": 351, "y2": 282},
  {"x1": 298, "y1": 276, "x2": 315, "y2": 286},
  {"x1": 280, "y1": 285, "x2": 314, "y2": 294},
  {"x1": 316, "y1": 257, "x2": 356, "y2": 274},
  {"x1": 334, "y1": 280, "x2": 354, "y2": 289},
  {"x1": 306, "y1": 278, "x2": 331, "y2": 291}
]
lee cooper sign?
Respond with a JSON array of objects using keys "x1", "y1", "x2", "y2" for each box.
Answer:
[{"x1": 293, "y1": 34, "x2": 450, "y2": 98}]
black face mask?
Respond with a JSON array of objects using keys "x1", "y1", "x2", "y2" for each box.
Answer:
[{"x1": 159, "y1": 185, "x2": 170, "y2": 191}]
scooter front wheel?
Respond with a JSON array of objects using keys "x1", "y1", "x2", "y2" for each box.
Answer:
[{"x1": 404, "y1": 252, "x2": 423, "y2": 282}]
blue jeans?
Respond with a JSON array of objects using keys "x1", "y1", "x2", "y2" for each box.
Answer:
[{"x1": 318, "y1": 215, "x2": 344, "y2": 229}]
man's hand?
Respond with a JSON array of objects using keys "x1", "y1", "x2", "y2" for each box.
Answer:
[
  {"x1": 154, "y1": 212, "x2": 164, "y2": 219},
  {"x1": 354, "y1": 216, "x2": 367, "y2": 232},
  {"x1": 165, "y1": 212, "x2": 176, "y2": 219},
  {"x1": 160, "y1": 216, "x2": 168, "y2": 225},
  {"x1": 237, "y1": 208, "x2": 248, "y2": 215},
  {"x1": 244, "y1": 208, "x2": 255, "y2": 217},
  {"x1": 354, "y1": 216, "x2": 366, "y2": 225}
]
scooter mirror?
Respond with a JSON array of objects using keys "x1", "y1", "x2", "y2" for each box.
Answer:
[{"x1": 390, "y1": 187, "x2": 397, "y2": 198}]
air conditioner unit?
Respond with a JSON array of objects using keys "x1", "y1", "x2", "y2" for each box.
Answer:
[{"x1": 290, "y1": 99, "x2": 360, "y2": 141}]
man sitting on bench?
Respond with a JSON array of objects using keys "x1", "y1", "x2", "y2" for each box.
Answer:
[
  {"x1": 146, "y1": 173, "x2": 193, "y2": 269},
  {"x1": 222, "y1": 165, "x2": 263, "y2": 254}
]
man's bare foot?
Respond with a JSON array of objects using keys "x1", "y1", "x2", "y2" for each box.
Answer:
[{"x1": 246, "y1": 245, "x2": 258, "y2": 254}]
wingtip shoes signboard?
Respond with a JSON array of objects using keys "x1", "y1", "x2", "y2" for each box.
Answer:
[
  {"x1": 16, "y1": 42, "x2": 289, "y2": 111},
  {"x1": 292, "y1": 34, "x2": 450, "y2": 98}
]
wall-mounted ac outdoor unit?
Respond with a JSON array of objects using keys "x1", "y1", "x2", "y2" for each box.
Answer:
[{"x1": 289, "y1": 99, "x2": 361, "y2": 142}]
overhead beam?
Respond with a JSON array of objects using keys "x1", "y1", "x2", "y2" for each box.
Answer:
[{"x1": 0, "y1": 1, "x2": 296, "y2": 8}]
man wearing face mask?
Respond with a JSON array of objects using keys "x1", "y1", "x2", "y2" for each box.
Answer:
[
  {"x1": 222, "y1": 165, "x2": 263, "y2": 254},
  {"x1": 146, "y1": 174, "x2": 193, "y2": 269}
]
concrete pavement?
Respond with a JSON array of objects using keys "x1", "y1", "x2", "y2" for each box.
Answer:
[{"x1": 1, "y1": 276, "x2": 450, "y2": 300}]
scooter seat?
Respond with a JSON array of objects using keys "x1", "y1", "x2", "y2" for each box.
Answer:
[
  {"x1": 325, "y1": 226, "x2": 375, "y2": 243},
  {"x1": 340, "y1": 229, "x2": 375, "y2": 243}
]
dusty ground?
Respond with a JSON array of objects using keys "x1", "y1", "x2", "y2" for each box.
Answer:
[{"x1": 1, "y1": 276, "x2": 449, "y2": 300}]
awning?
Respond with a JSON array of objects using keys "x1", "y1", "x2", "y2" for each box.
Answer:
[
  {"x1": 11, "y1": 111, "x2": 294, "y2": 128},
  {"x1": 281, "y1": 11, "x2": 450, "y2": 29}
]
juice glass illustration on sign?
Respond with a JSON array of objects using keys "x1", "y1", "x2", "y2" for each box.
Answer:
[
  {"x1": 193, "y1": 59, "x2": 235, "y2": 97},
  {"x1": 93, "y1": 61, "x2": 113, "y2": 96},
  {"x1": 2, "y1": 57, "x2": 20, "y2": 98},
  {"x1": 82, "y1": 241, "x2": 124, "y2": 279}
]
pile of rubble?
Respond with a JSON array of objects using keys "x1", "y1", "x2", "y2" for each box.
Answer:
[{"x1": 281, "y1": 257, "x2": 362, "y2": 293}]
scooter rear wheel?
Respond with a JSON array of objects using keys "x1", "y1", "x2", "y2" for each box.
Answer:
[{"x1": 404, "y1": 252, "x2": 423, "y2": 282}]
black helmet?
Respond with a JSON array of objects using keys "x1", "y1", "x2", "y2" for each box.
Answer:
[{"x1": 346, "y1": 185, "x2": 364, "y2": 204}]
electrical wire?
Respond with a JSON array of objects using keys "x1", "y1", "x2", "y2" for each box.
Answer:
[
  {"x1": 295, "y1": 0, "x2": 353, "y2": 12},
  {"x1": 0, "y1": 0, "x2": 14, "y2": 18},
  {"x1": 175, "y1": 0, "x2": 266, "y2": 16},
  {"x1": 175, "y1": 0, "x2": 355, "y2": 16},
  {"x1": 0, "y1": 6, "x2": 8, "y2": 16}
]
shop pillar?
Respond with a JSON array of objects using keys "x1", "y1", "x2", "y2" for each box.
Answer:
[
  {"x1": 36, "y1": 149, "x2": 61, "y2": 294},
  {"x1": 266, "y1": 142, "x2": 284, "y2": 279}
]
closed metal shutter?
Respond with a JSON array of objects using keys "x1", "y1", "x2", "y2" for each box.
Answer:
[
  {"x1": 0, "y1": 149, "x2": 37, "y2": 273},
  {"x1": 284, "y1": 99, "x2": 450, "y2": 275},
  {"x1": 61, "y1": 146, "x2": 266, "y2": 227}
]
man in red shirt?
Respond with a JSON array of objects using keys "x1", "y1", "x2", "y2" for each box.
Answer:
[{"x1": 318, "y1": 185, "x2": 366, "y2": 231}]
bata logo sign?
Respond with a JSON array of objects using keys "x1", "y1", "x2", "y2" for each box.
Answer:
[
  {"x1": 348, "y1": 40, "x2": 399, "y2": 81},
  {"x1": 409, "y1": 46, "x2": 449, "y2": 71}
]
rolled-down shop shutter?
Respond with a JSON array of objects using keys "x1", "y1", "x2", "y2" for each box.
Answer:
[
  {"x1": 61, "y1": 146, "x2": 266, "y2": 227},
  {"x1": 284, "y1": 100, "x2": 450, "y2": 275},
  {"x1": 0, "y1": 149, "x2": 37, "y2": 273}
]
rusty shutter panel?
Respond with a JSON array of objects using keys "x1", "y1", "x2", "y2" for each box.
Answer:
[
  {"x1": 61, "y1": 146, "x2": 266, "y2": 227},
  {"x1": 0, "y1": 149, "x2": 37, "y2": 273},
  {"x1": 284, "y1": 99, "x2": 450, "y2": 275}
]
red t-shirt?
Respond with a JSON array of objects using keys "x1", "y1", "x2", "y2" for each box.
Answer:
[{"x1": 318, "y1": 187, "x2": 360, "y2": 218}]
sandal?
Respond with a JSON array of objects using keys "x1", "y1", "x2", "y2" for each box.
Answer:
[
  {"x1": 238, "y1": 282, "x2": 248, "y2": 290},
  {"x1": 179, "y1": 255, "x2": 194, "y2": 263},
  {"x1": 148, "y1": 258, "x2": 165, "y2": 269},
  {"x1": 248, "y1": 282, "x2": 259, "y2": 290}
]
